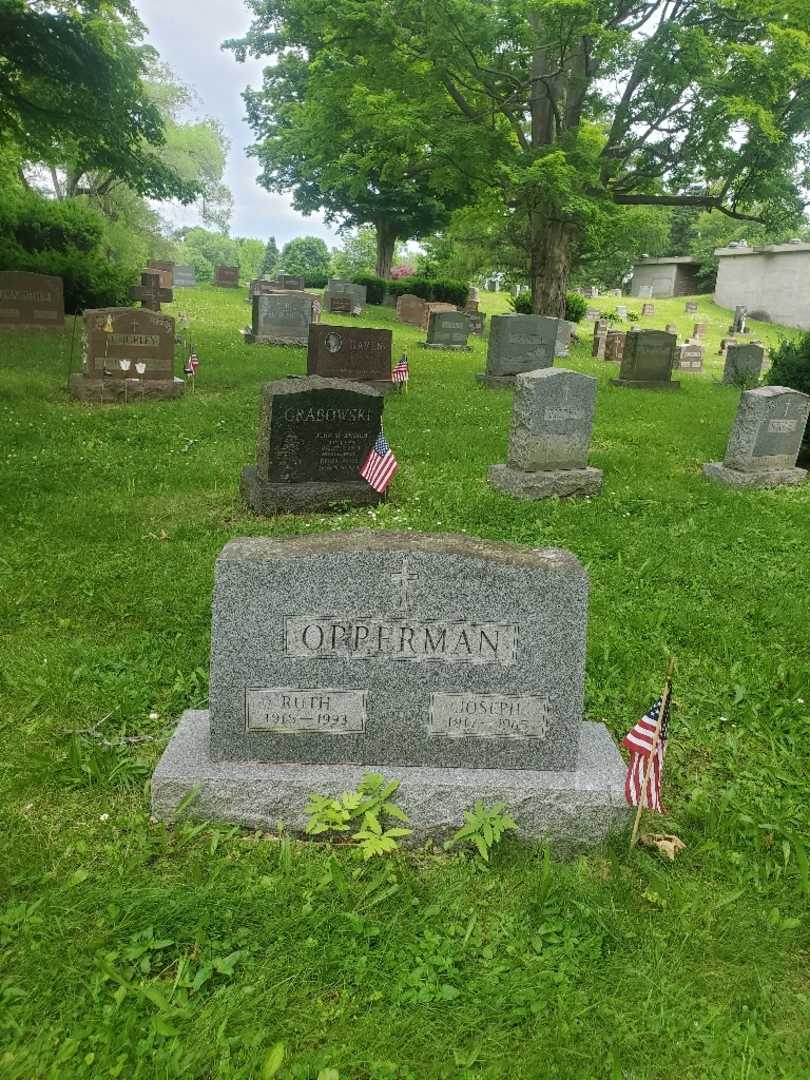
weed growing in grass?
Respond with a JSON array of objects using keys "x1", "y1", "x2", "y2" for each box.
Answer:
[
  {"x1": 305, "y1": 774, "x2": 412, "y2": 858},
  {"x1": 444, "y1": 800, "x2": 518, "y2": 861}
]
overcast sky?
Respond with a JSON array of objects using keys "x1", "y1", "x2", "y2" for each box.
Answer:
[{"x1": 135, "y1": 0, "x2": 340, "y2": 248}]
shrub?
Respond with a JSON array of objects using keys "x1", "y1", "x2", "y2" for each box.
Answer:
[
  {"x1": 384, "y1": 276, "x2": 469, "y2": 306},
  {"x1": 352, "y1": 273, "x2": 386, "y2": 305},
  {"x1": 507, "y1": 291, "x2": 588, "y2": 323},
  {"x1": 303, "y1": 272, "x2": 328, "y2": 288},
  {"x1": 768, "y1": 335, "x2": 810, "y2": 454}
]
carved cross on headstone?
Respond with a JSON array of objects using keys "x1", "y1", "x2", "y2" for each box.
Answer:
[
  {"x1": 391, "y1": 558, "x2": 415, "y2": 614},
  {"x1": 129, "y1": 270, "x2": 173, "y2": 312}
]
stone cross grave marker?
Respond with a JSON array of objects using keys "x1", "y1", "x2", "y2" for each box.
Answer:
[
  {"x1": 477, "y1": 314, "x2": 559, "y2": 388},
  {"x1": 308, "y1": 325, "x2": 393, "y2": 390},
  {"x1": 173, "y1": 265, "x2": 197, "y2": 288},
  {"x1": 244, "y1": 292, "x2": 314, "y2": 346},
  {"x1": 129, "y1": 270, "x2": 172, "y2": 312},
  {"x1": 396, "y1": 293, "x2": 426, "y2": 327},
  {"x1": 147, "y1": 260, "x2": 174, "y2": 289},
  {"x1": 0, "y1": 271, "x2": 64, "y2": 332},
  {"x1": 704, "y1": 387, "x2": 809, "y2": 489},
  {"x1": 152, "y1": 530, "x2": 629, "y2": 849},
  {"x1": 489, "y1": 368, "x2": 603, "y2": 500},
  {"x1": 240, "y1": 376, "x2": 385, "y2": 513},
  {"x1": 214, "y1": 266, "x2": 240, "y2": 288},
  {"x1": 69, "y1": 308, "x2": 183, "y2": 403},
  {"x1": 611, "y1": 329, "x2": 679, "y2": 390},
  {"x1": 424, "y1": 310, "x2": 471, "y2": 350},
  {"x1": 677, "y1": 344, "x2": 704, "y2": 371},
  {"x1": 723, "y1": 343, "x2": 766, "y2": 386}
]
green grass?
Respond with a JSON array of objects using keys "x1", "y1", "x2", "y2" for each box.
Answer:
[{"x1": 1, "y1": 287, "x2": 809, "y2": 1080}]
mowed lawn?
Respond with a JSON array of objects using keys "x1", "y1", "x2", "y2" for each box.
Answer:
[{"x1": 1, "y1": 286, "x2": 808, "y2": 1080}]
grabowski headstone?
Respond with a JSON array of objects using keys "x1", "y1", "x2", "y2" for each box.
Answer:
[
  {"x1": 173, "y1": 265, "x2": 197, "y2": 288},
  {"x1": 396, "y1": 293, "x2": 426, "y2": 327},
  {"x1": 723, "y1": 343, "x2": 766, "y2": 386},
  {"x1": 676, "y1": 344, "x2": 704, "y2": 371},
  {"x1": 703, "y1": 387, "x2": 809, "y2": 489},
  {"x1": 423, "y1": 310, "x2": 471, "y2": 350},
  {"x1": 244, "y1": 292, "x2": 314, "y2": 346},
  {"x1": 69, "y1": 308, "x2": 184, "y2": 403},
  {"x1": 308, "y1": 324, "x2": 393, "y2": 391},
  {"x1": 477, "y1": 314, "x2": 558, "y2": 388},
  {"x1": 152, "y1": 530, "x2": 629, "y2": 850},
  {"x1": 489, "y1": 368, "x2": 602, "y2": 500},
  {"x1": 129, "y1": 270, "x2": 172, "y2": 312},
  {"x1": 0, "y1": 271, "x2": 64, "y2": 331},
  {"x1": 610, "y1": 329, "x2": 679, "y2": 390},
  {"x1": 214, "y1": 265, "x2": 240, "y2": 288},
  {"x1": 604, "y1": 331, "x2": 626, "y2": 363},
  {"x1": 240, "y1": 376, "x2": 384, "y2": 513},
  {"x1": 147, "y1": 260, "x2": 174, "y2": 289}
]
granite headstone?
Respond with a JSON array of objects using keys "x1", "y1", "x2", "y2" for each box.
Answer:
[
  {"x1": 308, "y1": 325, "x2": 393, "y2": 390},
  {"x1": 244, "y1": 292, "x2": 314, "y2": 346},
  {"x1": 129, "y1": 270, "x2": 172, "y2": 312},
  {"x1": 173, "y1": 265, "x2": 197, "y2": 288},
  {"x1": 477, "y1": 314, "x2": 558, "y2": 388},
  {"x1": 147, "y1": 260, "x2": 174, "y2": 289},
  {"x1": 604, "y1": 331, "x2": 626, "y2": 363},
  {"x1": 424, "y1": 310, "x2": 471, "y2": 350},
  {"x1": 396, "y1": 293, "x2": 426, "y2": 327},
  {"x1": 704, "y1": 387, "x2": 809, "y2": 489},
  {"x1": 723, "y1": 343, "x2": 766, "y2": 386},
  {"x1": 610, "y1": 329, "x2": 679, "y2": 390},
  {"x1": 0, "y1": 271, "x2": 64, "y2": 331},
  {"x1": 214, "y1": 266, "x2": 240, "y2": 288},
  {"x1": 676, "y1": 344, "x2": 704, "y2": 371}
]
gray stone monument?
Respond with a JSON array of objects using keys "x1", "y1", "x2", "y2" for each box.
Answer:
[
  {"x1": 489, "y1": 369, "x2": 602, "y2": 500},
  {"x1": 676, "y1": 343, "x2": 704, "y2": 371},
  {"x1": 240, "y1": 376, "x2": 385, "y2": 513},
  {"x1": 173, "y1": 265, "x2": 197, "y2": 288},
  {"x1": 638, "y1": 285, "x2": 653, "y2": 299},
  {"x1": 152, "y1": 530, "x2": 629, "y2": 850},
  {"x1": 723, "y1": 343, "x2": 766, "y2": 386},
  {"x1": 324, "y1": 280, "x2": 367, "y2": 314},
  {"x1": 476, "y1": 314, "x2": 559, "y2": 388},
  {"x1": 423, "y1": 310, "x2": 471, "y2": 350},
  {"x1": 244, "y1": 292, "x2": 314, "y2": 346},
  {"x1": 703, "y1": 387, "x2": 809, "y2": 489},
  {"x1": 610, "y1": 329, "x2": 679, "y2": 390}
]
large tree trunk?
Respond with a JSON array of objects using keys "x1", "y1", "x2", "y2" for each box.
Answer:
[
  {"x1": 531, "y1": 217, "x2": 575, "y2": 317},
  {"x1": 375, "y1": 221, "x2": 397, "y2": 279}
]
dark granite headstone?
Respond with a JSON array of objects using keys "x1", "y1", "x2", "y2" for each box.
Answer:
[
  {"x1": 604, "y1": 331, "x2": 626, "y2": 363},
  {"x1": 424, "y1": 310, "x2": 471, "y2": 350},
  {"x1": 329, "y1": 296, "x2": 353, "y2": 314},
  {"x1": 723, "y1": 343, "x2": 766, "y2": 386},
  {"x1": 477, "y1": 314, "x2": 559, "y2": 387},
  {"x1": 277, "y1": 274, "x2": 306, "y2": 291},
  {"x1": 308, "y1": 324, "x2": 392, "y2": 389},
  {"x1": 240, "y1": 376, "x2": 385, "y2": 513},
  {"x1": 0, "y1": 271, "x2": 64, "y2": 331},
  {"x1": 245, "y1": 292, "x2": 314, "y2": 346},
  {"x1": 214, "y1": 266, "x2": 240, "y2": 288},
  {"x1": 610, "y1": 329, "x2": 679, "y2": 390}
]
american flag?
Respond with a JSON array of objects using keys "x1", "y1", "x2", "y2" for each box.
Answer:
[
  {"x1": 359, "y1": 429, "x2": 398, "y2": 493},
  {"x1": 392, "y1": 355, "x2": 409, "y2": 384},
  {"x1": 189, "y1": 351, "x2": 199, "y2": 373},
  {"x1": 622, "y1": 690, "x2": 670, "y2": 813}
]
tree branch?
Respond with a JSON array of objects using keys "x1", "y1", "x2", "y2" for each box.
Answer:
[{"x1": 612, "y1": 193, "x2": 764, "y2": 222}]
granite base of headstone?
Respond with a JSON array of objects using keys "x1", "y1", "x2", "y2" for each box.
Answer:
[
  {"x1": 241, "y1": 376, "x2": 385, "y2": 513},
  {"x1": 476, "y1": 314, "x2": 559, "y2": 388},
  {"x1": 703, "y1": 386, "x2": 809, "y2": 489},
  {"x1": 151, "y1": 530, "x2": 630, "y2": 852},
  {"x1": 489, "y1": 368, "x2": 602, "y2": 500},
  {"x1": 610, "y1": 329, "x2": 679, "y2": 390}
]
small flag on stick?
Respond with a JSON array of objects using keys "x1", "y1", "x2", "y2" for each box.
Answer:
[
  {"x1": 625, "y1": 658, "x2": 675, "y2": 847},
  {"x1": 359, "y1": 429, "x2": 398, "y2": 494},
  {"x1": 392, "y1": 354, "x2": 409, "y2": 390}
]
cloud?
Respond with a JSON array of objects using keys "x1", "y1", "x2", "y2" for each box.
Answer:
[{"x1": 135, "y1": 0, "x2": 340, "y2": 246}]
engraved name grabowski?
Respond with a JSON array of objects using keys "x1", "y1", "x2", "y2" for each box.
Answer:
[{"x1": 285, "y1": 617, "x2": 517, "y2": 664}]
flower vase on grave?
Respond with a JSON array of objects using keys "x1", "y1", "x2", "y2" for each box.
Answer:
[
  {"x1": 119, "y1": 359, "x2": 131, "y2": 404},
  {"x1": 135, "y1": 362, "x2": 146, "y2": 401}
]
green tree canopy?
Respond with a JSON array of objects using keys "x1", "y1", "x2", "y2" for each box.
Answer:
[
  {"x1": 276, "y1": 235, "x2": 330, "y2": 277},
  {"x1": 260, "y1": 236, "x2": 280, "y2": 276}
]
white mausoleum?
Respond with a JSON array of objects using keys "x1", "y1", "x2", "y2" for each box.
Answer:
[{"x1": 714, "y1": 242, "x2": 810, "y2": 330}]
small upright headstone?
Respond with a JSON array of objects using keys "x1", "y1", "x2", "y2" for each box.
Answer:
[
  {"x1": 468, "y1": 286, "x2": 480, "y2": 302},
  {"x1": 641, "y1": 302, "x2": 655, "y2": 317},
  {"x1": 723, "y1": 343, "x2": 766, "y2": 386},
  {"x1": 594, "y1": 319, "x2": 609, "y2": 336},
  {"x1": 173, "y1": 265, "x2": 197, "y2": 288},
  {"x1": 68, "y1": 308, "x2": 183, "y2": 403},
  {"x1": 592, "y1": 333, "x2": 607, "y2": 360},
  {"x1": 665, "y1": 322, "x2": 678, "y2": 336},
  {"x1": 703, "y1": 387, "x2": 809, "y2": 489},
  {"x1": 249, "y1": 278, "x2": 280, "y2": 300},
  {"x1": 610, "y1": 289, "x2": 621, "y2": 297},
  {"x1": 616, "y1": 305, "x2": 628, "y2": 319},
  {"x1": 324, "y1": 280, "x2": 366, "y2": 313},
  {"x1": 685, "y1": 302, "x2": 699, "y2": 314},
  {"x1": 638, "y1": 285, "x2": 653, "y2": 299},
  {"x1": 240, "y1": 376, "x2": 385, "y2": 513},
  {"x1": 676, "y1": 344, "x2": 704, "y2": 371},
  {"x1": 129, "y1": 270, "x2": 172, "y2": 312},
  {"x1": 147, "y1": 260, "x2": 174, "y2": 289},
  {"x1": 308, "y1": 325, "x2": 393, "y2": 390},
  {"x1": 396, "y1": 293, "x2": 426, "y2": 327},
  {"x1": 0, "y1": 271, "x2": 64, "y2": 332},
  {"x1": 692, "y1": 322, "x2": 706, "y2": 340},
  {"x1": 587, "y1": 287, "x2": 599, "y2": 299},
  {"x1": 555, "y1": 321, "x2": 574, "y2": 358},
  {"x1": 464, "y1": 298, "x2": 479, "y2": 314},
  {"x1": 476, "y1": 314, "x2": 559, "y2": 388},
  {"x1": 423, "y1": 310, "x2": 471, "y2": 350},
  {"x1": 152, "y1": 530, "x2": 629, "y2": 848},
  {"x1": 730, "y1": 305, "x2": 747, "y2": 334},
  {"x1": 421, "y1": 302, "x2": 457, "y2": 330},
  {"x1": 604, "y1": 331, "x2": 626, "y2": 363},
  {"x1": 489, "y1": 368, "x2": 602, "y2": 500},
  {"x1": 610, "y1": 329, "x2": 679, "y2": 391},
  {"x1": 466, "y1": 311, "x2": 486, "y2": 336},
  {"x1": 585, "y1": 307, "x2": 600, "y2": 320},
  {"x1": 276, "y1": 274, "x2": 306, "y2": 291},
  {"x1": 214, "y1": 266, "x2": 240, "y2": 288},
  {"x1": 244, "y1": 292, "x2": 314, "y2": 346}
]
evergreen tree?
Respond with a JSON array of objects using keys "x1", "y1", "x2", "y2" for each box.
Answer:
[{"x1": 260, "y1": 237, "x2": 279, "y2": 276}]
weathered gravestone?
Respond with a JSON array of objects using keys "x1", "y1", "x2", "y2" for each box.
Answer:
[
  {"x1": 489, "y1": 368, "x2": 603, "y2": 500},
  {"x1": 692, "y1": 322, "x2": 706, "y2": 340},
  {"x1": 464, "y1": 298, "x2": 479, "y2": 314},
  {"x1": 69, "y1": 308, "x2": 183, "y2": 403},
  {"x1": 396, "y1": 293, "x2": 426, "y2": 327},
  {"x1": 329, "y1": 296, "x2": 353, "y2": 315},
  {"x1": 592, "y1": 333, "x2": 607, "y2": 360},
  {"x1": 587, "y1": 287, "x2": 599, "y2": 298},
  {"x1": 703, "y1": 387, "x2": 809, "y2": 489},
  {"x1": 604, "y1": 331, "x2": 626, "y2": 363},
  {"x1": 151, "y1": 530, "x2": 629, "y2": 849},
  {"x1": 610, "y1": 329, "x2": 679, "y2": 390},
  {"x1": 0, "y1": 271, "x2": 64, "y2": 332},
  {"x1": 147, "y1": 260, "x2": 174, "y2": 289},
  {"x1": 249, "y1": 278, "x2": 280, "y2": 300},
  {"x1": 324, "y1": 280, "x2": 366, "y2": 314},
  {"x1": 173, "y1": 265, "x2": 197, "y2": 288},
  {"x1": 616, "y1": 305, "x2": 628, "y2": 319},
  {"x1": 723, "y1": 343, "x2": 766, "y2": 386},
  {"x1": 214, "y1": 266, "x2": 240, "y2": 288},
  {"x1": 423, "y1": 310, "x2": 471, "y2": 350},
  {"x1": 276, "y1": 274, "x2": 306, "y2": 291},
  {"x1": 685, "y1": 302, "x2": 699, "y2": 314},
  {"x1": 594, "y1": 319, "x2": 609, "y2": 337},
  {"x1": 556, "y1": 321, "x2": 574, "y2": 358},
  {"x1": 244, "y1": 292, "x2": 314, "y2": 346},
  {"x1": 477, "y1": 314, "x2": 559, "y2": 388},
  {"x1": 421, "y1": 302, "x2": 457, "y2": 330},
  {"x1": 637, "y1": 285, "x2": 654, "y2": 299},
  {"x1": 730, "y1": 305, "x2": 748, "y2": 334},
  {"x1": 240, "y1": 376, "x2": 385, "y2": 513},
  {"x1": 308, "y1": 325, "x2": 393, "y2": 391},
  {"x1": 585, "y1": 307, "x2": 600, "y2": 320},
  {"x1": 641, "y1": 302, "x2": 656, "y2": 317},
  {"x1": 665, "y1": 322, "x2": 678, "y2": 336},
  {"x1": 610, "y1": 289, "x2": 622, "y2": 297},
  {"x1": 676, "y1": 344, "x2": 704, "y2": 371},
  {"x1": 466, "y1": 310, "x2": 486, "y2": 336},
  {"x1": 129, "y1": 270, "x2": 172, "y2": 312}
]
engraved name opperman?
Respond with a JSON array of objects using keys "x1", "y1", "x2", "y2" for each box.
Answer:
[{"x1": 285, "y1": 616, "x2": 517, "y2": 665}]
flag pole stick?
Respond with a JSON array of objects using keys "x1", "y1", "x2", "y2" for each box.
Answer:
[{"x1": 630, "y1": 656, "x2": 675, "y2": 849}]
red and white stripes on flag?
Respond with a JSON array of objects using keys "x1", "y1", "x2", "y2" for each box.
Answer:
[
  {"x1": 392, "y1": 355, "x2": 409, "y2": 384},
  {"x1": 622, "y1": 691, "x2": 670, "y2": 813},
  {"x1": 359, "y1": 430, "x2": 398, "y2": 493}
]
